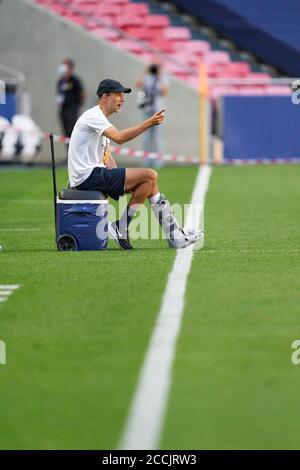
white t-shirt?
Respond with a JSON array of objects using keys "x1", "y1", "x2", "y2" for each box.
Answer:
[{"x1": 68, "y1": 105, "x2": 112, "y2": 187}]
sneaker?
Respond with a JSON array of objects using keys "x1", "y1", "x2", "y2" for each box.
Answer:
[
  {"x1": 169, "y1": 228, "x2": 205, "y2": 249},
  {"x1": 108, "y1": 221, "x2": 133, "y2": 250},
  {"x1": 184, "y1": 228, "x2": 204, "y2": 240}
]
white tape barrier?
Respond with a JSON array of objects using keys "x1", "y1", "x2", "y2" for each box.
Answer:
[
  {"x1": 2, "y1": 126, "x2": 300, "y2": 166},
  {"x1": 43, "y1": 132, "x2": 199, "y2": 164},
  {"x1": 45, "y1": 133, "x2": 300, "y2": 166}
]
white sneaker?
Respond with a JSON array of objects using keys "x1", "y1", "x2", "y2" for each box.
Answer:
[
  {"x1": 168, "y1": 227, "x2": 204, "y2": 249},
  {"x1": 184, "y1": 228, "x2": 204, "y2": 240}
]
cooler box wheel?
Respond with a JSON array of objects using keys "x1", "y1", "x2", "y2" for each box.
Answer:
[{"x1": 57, "y1": 234, "x2": 78, "y2": 252}]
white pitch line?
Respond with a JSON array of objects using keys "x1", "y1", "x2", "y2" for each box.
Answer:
[
  {"x1": 0, "y1": 228, "x2": 52, "y2": 232},
  {"x1": 0, "y1": 285, "x2": 21, "y2": 290},
  {"x1": 3, "y1": 199, "x2": 51, "y2": 204},
  {"x1": 201, "y1": 249, "x2": 300, "y2": 254},
  {"x1": 0, "y1": 285, "x2": 21, "y2": 305},
  {"x1": 119, "y1": 165, "x2": 212, "y2": 450}
]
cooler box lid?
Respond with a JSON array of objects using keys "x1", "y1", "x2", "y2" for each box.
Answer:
[{"x1": 58, "y1": 188, "x2": 107, "y2": 202}]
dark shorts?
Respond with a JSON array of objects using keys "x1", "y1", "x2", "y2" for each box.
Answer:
[{"x1": 76, "y1": 167, "x2": 126, "y2": 201}]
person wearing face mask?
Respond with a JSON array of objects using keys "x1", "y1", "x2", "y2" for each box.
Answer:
[
  {"x1": 56, "y1": 58, "x2": 85, "y2": 139},
  {"x1": 135, "y1": 61, "x2": 169, "y2": 166}
]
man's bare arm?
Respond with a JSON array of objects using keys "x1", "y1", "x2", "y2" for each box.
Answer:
[{"x1": 103, "y1": 109, "x2": 165, "y2": 145}]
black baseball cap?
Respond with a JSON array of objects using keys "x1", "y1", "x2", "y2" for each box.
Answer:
[{"x1": 97, "y1": 79, "x2": 132, "y2": 97}]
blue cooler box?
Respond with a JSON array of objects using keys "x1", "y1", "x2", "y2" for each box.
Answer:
[{"x1": 56, "y1": 189, "x2": 108, "y2": 251}]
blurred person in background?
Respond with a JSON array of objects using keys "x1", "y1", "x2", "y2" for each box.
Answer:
[
  {"x1": 135, "y1": 62, "x2": 169, "y2": 166},
  {"x1": 56, "y1": 58, "x2": 85, "y2": 139}
]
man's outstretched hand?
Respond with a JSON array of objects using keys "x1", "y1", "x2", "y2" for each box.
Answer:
[{"x1": 150, "y1": 109, "x2": 166, "y2": 126}]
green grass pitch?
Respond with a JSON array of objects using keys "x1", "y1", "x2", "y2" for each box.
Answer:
[{"x1": 0, "y1": 164, "x2": 299, "y2": 449}]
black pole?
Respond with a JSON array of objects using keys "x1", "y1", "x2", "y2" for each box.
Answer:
[{"x1": 49, "y1": 133, "x2": 58, "y2": 241}]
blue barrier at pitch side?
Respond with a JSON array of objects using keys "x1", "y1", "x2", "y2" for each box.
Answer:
[
  {"x1": 0, "y1": 92, "x2": 17, "y2": 121},
  {"x1": 223, "y1": 96, "x2": 300, "y2": 160}
]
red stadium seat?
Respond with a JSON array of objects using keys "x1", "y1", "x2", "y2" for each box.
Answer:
[
  {"x1": 163, "y1": 27, "x2": 191, "y2": 41},
  {"x1": 206, "y1": 63, "x2": 226, "y2": 78},
  {"x1": 221, "y1": 62, "x2": 250, "y2": 77},
  {"x1": 92, "y1": 27, "x2": 121, "y2": 41},
  {"x1": 97, "y1": 0, "x2": 129, "y2": 4},
  {"x1": 68, "y1": 0, "x2": 99, "y2": 8},
  {"x1": 163, "y1": 61, "x2": 191, "y2": 78},
  {"x1": 92, "y1": 5, "x2": 120, "y2": 17},
  {"x1": 246, "y1": 73, "x2": 272, "y2": 84},
  {"x1": 122, "y1": 3, "x2": 150, "y2": 16},
  {"x1": 126, "y1": 27, "x2": 157, "y2": 42},
  {"x1": 168, "y1": 51, "x2": 197, "y2": 68},
  {"x1": 144, "y1": 15, "x2": 170, "y2": 29},
  {"x1": 180, "y1": 40, "x2": 211, "y2": 56},
  {"x1": 64, "y1": 12, "x2": 87, "y2": 26},
  {"x1": 150, "y1": 39, "x2": 175, "y2": 53},
  {"x1": 88, "y1": 14, "x2": 118, "y2": 29},
  {"x1": 36, "y1": 0, "x2": 56, "y2": 4},
  {"x1": 106, "y1": 0, "x2": 130, "y2": 6},
  {"x1": 138, "y1": 51, "x2": 158, "y2": 64},
  {"x1": 69, "y1": 0, "x2": 99, "y2": 3},
  {"x1": 68, "y1": 3, "x2": 95, "y2": 15},
  {"x1": 114, "y1": 14, "x2": 142, "y2": 30},
  {"x1": 184, "y1": 55, "x2": 201, "y2": 68},
  {"x1": 114, "y1": 38, "x2": 146, "y2": 54},
  {"x1": 203, "y1": 51, "x2": 231, "y2": 64},
  {"x1": 70, "y1": 0, "x2": 99, "y2": 4},
  {"x1": 46, "y1": 3, "x2": 69, "y2": 15}
]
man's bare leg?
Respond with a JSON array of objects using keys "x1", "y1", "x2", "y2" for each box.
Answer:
[
  {"x1": 117, "y1": 168, "x2": 159, "y2": 232},
  {"x1": 108, "y1": 168, "x2": 158, "y2": 249},
  {"x1": 125, "y1": 168, "x2": 158, "y2": 197},
  {"x1": 115, "y1": 167, "x2": 184, "y2": 248}
]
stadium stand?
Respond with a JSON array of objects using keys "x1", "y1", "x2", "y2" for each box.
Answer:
[
  {"x1": 34, "y1": 0, "x2": 291, "y2": 99},
  {"x1": 169, "y1": 0, "x2": 300, "y2": 77}
]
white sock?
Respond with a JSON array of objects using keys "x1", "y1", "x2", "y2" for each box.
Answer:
[{"x1": 148, "y1": 192, "x2": 161, "y2": 205}]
